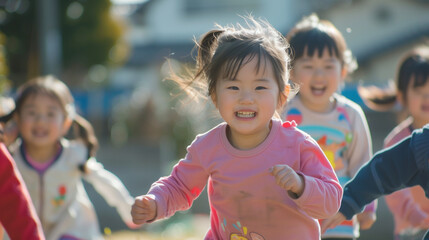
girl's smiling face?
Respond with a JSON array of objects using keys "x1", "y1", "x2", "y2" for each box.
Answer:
[
  {"x1": 16, "y1": 94, "x2": 69, "y2": 149},
  {"x1": 211, "y1": 56, "x2": 283, "y2": 150},
  {"x1": 292, "y1": 47, "x2": 347, "y2": 113},
  {"x1": 401, "y1": 77, "x2": 429, "y2": 128}
]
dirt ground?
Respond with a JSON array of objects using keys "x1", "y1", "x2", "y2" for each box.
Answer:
[{"x1": 104, "y1": 214, "x2": 210, "y2": 240}]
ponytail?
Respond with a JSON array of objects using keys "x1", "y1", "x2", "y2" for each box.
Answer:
[
  {"x1": 70, "y1": 114, "x2": 99, "y2": 172},
  {"x1": 165, "y1": 29, "x2": 224, "y2": 102},
  {"x1": 357, "y1": 84, "x2": 397, "y2": 111},
  {"x1": 71, "y1": 114, "x2": 98, "y2": 158},
  {"x1": 196, "y1": 29, "x2": 224, "y2": 73}
]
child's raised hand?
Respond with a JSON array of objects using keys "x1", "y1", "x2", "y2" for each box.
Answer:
[
  {"x1": 270, "y1": 165, "x2": 305, "y2": 198},
  {"x1": 131, "y1": 195, "x2": 157, "y2": 225}
]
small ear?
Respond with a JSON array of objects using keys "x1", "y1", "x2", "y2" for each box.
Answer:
[
  {"x1": 396, "y1": 90, "x2": 405, "y2": 107},
  {"x1": 284, "y1": 84, "x2": 290, "y2": 97},
  {"x1": 341, "y1": 67, "x2": 348, "y2": 80},
  {"x1": 211, "y1": 93, "x2": 218, "y2": 108},
  {"x1": 62, "y1": 117, "x2": 73, "y2": 136},
  {"x1": 278, "y1": 84, "x2": 290, "y2": 108}
]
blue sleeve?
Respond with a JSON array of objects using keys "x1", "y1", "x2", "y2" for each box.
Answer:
[{"x1": 339, "y1": 136, "x2": 421, "y2": 219}]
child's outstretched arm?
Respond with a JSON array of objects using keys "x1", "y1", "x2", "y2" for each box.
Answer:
[
  {"x1": 131, "y1": 195, "x2": 157, "y2": 225},
  {"x1": 83, "y1": 157, "x2": 138, "y2": 228}
]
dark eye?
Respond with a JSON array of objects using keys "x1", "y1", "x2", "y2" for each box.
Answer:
[
  {"x1": 256, "y1": 86, "x2": 267, "y2": 90},
  {"x1": 48, "y1": 112, "x2": 56, "y2": 118},
  {"x1": 27, "y1": 111, "x2": 36, "y2": 116},
  {"x1": 227, "y1": 86, "x2": 239, "y2": 90}
]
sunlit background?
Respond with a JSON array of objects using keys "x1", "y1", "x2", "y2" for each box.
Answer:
[{"x1": 1, "y1": 0, "x2": 429, "y2": 239}]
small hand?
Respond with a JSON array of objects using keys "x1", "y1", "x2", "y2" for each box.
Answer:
[
  {"x1": 357, "y1": 211, "x2": 376, "y2": 230},
  {"x1": 131, "y1": 195, "x2": 157, "y2": 225},
  {"x1": 270, "y1": 165, "x2": 304, "y2": 198},
  {"x1": 320, "y1": 212, "x2": 347, "y2": 233}
]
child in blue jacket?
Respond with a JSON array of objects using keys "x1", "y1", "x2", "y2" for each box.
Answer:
[{"x1": 321, "y1": 125, "x2": 429, "y2": 239}]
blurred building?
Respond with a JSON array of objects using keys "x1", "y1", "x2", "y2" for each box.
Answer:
[
  {"x1": 116, "y1": 0, "x2": 429, "y2": 86},
  {"x1": 322, "y1": 0, "x2": 429, "y2": 86}
]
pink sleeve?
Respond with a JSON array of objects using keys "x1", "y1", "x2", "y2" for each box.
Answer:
[
  {"x1": 0, "y1": 144, "x2": 45, "y2": 240},
  {"x1": 148, "y1": 150, "x2": 209, "y2": 220},
  {"x1": 294, "y1": 136, "x2": 343, "y2": 219},
  {"x1": 385, "y1": 188, "x2": 427, "y2": 227},
  {"x1": 362, "y1": 199, "x2": 378, "y2": 213}
]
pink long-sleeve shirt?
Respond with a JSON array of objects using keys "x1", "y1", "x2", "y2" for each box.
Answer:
[
  {"x1": 383, "y1": 117, "x2": 429, "y2": 235},
  {"x1": 148, "y1": 119, "x2": 342, "y2": 240}
]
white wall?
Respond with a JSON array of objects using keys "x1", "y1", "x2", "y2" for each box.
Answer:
[{"x1": 130, "y1": 0, "x2": 313, "y2": 44}]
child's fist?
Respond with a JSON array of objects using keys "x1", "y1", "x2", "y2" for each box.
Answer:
[
  {"x1": 270, "y1": 165, "x2": 305, "y2": 198},
  {"x1": 320, "y1": 212, "x2": 347, "y2": 233},
  {"x1": 131, "y1": 195, "x2": 157, "y2": 225}
]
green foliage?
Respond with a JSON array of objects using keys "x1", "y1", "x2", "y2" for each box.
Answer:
[
  {"x1": 60, "y1": 0, "x2": 127, "y2": 68},
  {"x1": 0, "y1": 3, "x2": 35, "y2": 84},
  {"x1": 0, "y1": 32, "x2": 9, "y2": 93},
  {"x1": 0, "y1": 0, "x2": 126, "y2": 86}
]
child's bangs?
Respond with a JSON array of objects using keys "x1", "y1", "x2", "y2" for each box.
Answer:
[
  {"x1": 291, "y1": 30, "x2": 340, "y2": 60},
  {"x1": 412, "y1": 66, "x2": 429, "y2": 88},
  {"x1": 221, "y1": 46, "x2": 269, "y2": 80},
  {"x1": 16, "y1": 86, "x2": 62, "y2": 111}
]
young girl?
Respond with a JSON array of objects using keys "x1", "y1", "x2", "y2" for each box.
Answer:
[
  {"x1": 357, "y1": 46, "x2": 429, "y2": 240},
  {"x1": 0, "y1": 76, "x2": 136, "y2": 240},
  {"x1": 281, "y1": 14, "x2": 376, "y2": 240},
  {"x1": 131, "y1": 16, "x2": 342, "y2": 239}
]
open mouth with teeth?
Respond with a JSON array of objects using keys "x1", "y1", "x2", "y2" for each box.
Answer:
[
  {"x1": 32, "y1": 129, "x2": 49, "y2": 138},
  {"x1": 311, "y1": 86, "x2": 326, "y2": 96},
  {"x1": 236, "y1": 111, "x2": 256, "y2": 118}
]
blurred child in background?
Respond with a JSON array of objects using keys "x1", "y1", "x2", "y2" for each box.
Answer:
[
  {"x1": 281, "y1": 14, "x2": 376, "y2": 240},
  {"x1": 131, "y1": 16, "x2": 342, "y2": 239},
  {"x1": 0, "y1": 98, "x2": 45, "y2": 239},
  {"x1": 358, "y1": 46, "x2": 429, "y2": 240},
  {"x1": 0, "y1": 76, "x2": 136, "y2": 240}
]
